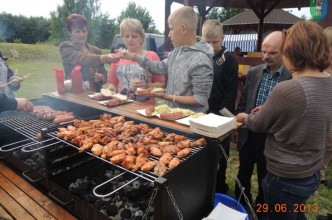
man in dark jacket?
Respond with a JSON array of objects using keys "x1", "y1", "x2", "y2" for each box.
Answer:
[{"x1": 234, "y1": 32, "x2": 292, "y2": 218}]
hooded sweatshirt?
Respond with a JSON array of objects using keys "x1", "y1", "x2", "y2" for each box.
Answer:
[{"x1": 137, "y1": 40, "x2": 214, "y2": 112}]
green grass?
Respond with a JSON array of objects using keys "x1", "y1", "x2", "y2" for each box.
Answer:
[
  {"x1": 1, "y1": 42, "x2": 331, "y2": 220},
  {"x1": 0, "y1": 42, "x2": 111, "y2": 99}
]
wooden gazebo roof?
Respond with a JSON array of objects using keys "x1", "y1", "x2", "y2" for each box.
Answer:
[
  {"x1": 164, "y1": 0, "x2": 310, "y2": 51},
  {"x1": 222, "y1": 9, "x2": 302, "y2": 35}
]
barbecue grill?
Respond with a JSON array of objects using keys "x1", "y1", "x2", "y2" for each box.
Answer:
[{"x1": 0, "y1": 94, "x2": 221, "y2": 220}]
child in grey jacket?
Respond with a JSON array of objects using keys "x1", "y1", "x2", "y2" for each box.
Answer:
[{"x1": 121, "y1": 6, "x2": 213, "y2": 113}]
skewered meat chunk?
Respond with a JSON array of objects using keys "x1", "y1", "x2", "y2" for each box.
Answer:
[
  {"x1": 169, "y1": 158, "x2": 181, "y2": 169},
  {"x1": 190, "y1": 138, "x2": 207, "y2": 147},
  {"x1": 177, "y1": 148, "x2": 191, "y2": 158},
  {"x1": 137, "y1": 145, "x2": 149, "y2": 156},
  {"x1": 158, "y1": 141, "x2": 173, "y2": 147},
  {"x1": 177, "y1": 140, "x2": 191, "y2": 149},
  {"x1": 91, "y1": 144, "x2": 104, "y2": 156},
  {"x1": 122, "y1": 155, "x2": 136, "y2": 170},
  {"x1": 132, "y1": 154, "x2": 149, "y2": 171},
  {"x1": 154, "y1": 162, "x2": 167, "y2": 176},
  {"x1": 141, "y1": 160, "x2": 158, "y2": 172},
  {"x1": 78, "y1": 138, "x2": 94, "y2": 152},
  {"x1": 109, "y1": 149, "x2": 126, "y2": 157},
  {"x1": 147, "y1": 127, "x2": 164, "y2": 139},
  {"x1": 159, "y1": 152, "x2": 173, "y2": 165},
  {"x1": 163, "y1": 133, "x2": 176, "y2": 142},
  {"x1": 161, "y1": 145, "x2": 180, "y2": 154},
  {"x1": 111, "y1": 152, "x2": 126, "y2": 164},
  {"x1": 125, "y1": 144, "x2": 137, "y2": 155},
  {"x1": 101, "y1": 142, "x2": 117, "y2": 159},
  {"x1": 137, "y1": 123, "x2": 151, "y2": 134},
  {"x1": 150, "y1": 145, "x2": 163, "y2": 157},
  {"x1": 174, "y1": 135, "x2": 185, "y2": 142}
]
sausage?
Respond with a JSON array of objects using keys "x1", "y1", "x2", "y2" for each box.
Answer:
[
  {"x1": 106, "y1": 99, "x2": 120, "y2": 106},
  {"x1": 159, "y1": 112, "x2": 184, "y2": 120},
  {"x1": 136, "y1": 88, "x2": 153, "y2": 95},
  {"x1": 145, "y1": 106, "x2": 155, "y2": 117},
  {"x1": 53, "y1": 115, "x2": 75, "y2": 124},
  {"x1": 36, "y1": 132, "x2": 42, "y2": 141}
]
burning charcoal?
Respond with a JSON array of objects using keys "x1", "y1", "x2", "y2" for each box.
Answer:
[
  {"x1": 84, "y1": 194, "x2": 98, "y2": 203},
  {"x1": 76, "y1": 177, "x2": 90, "y2": 192},
  {"x1": 92, "y1": 199, "x2": 104, "y2": 210},
  {"x1": 116, "y1": 200, "x2": 123, "y2": 208},
  {"x1": 140, "y1": 201, "x2": 149, "y2": 212},
  {"x1": 101, "y1": 196, "x2": 111, "y2": 201},
  {"x1": 132, "y1": 180, "x2": 140, "y2": 189},
  {"x1": 133, "y1": 210, "x2": 144, "y2": 220},
  {"x1": 132, "y1": 202, "x2": 140, "y2": 209},
  {"x1": 120, "y1": 208, "x2": 132, "y2": 219},
  {"x1": 31, "y1": 152, "x2": 40, "y2": 160},
  {"x1": 105, "y1": 204, "x2": 118, "y2": 216},
  {"x1": 31, "y1": 163, "x2": 41, "y2": 170},
  {"x1": 68, "y1": 182, "x2": 79, "y2": 195},
  {"x1": 128, "y1": 189, "x2": 140, "y2": 200},
  {"x1": 104, "y1": 170, "x2": 113, "y2": 178},
  {"x1": 114, "y1": 170, "x2": 122, "y2": 175}
]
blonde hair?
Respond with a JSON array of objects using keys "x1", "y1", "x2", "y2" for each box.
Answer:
[
  {"x1": 323, "y1": 26, "x2": 332, "y2": 70},
  {"x1": 202, "y1": 19, "x2": 224, "y2": 38},
  {"x1": 168, "y1": 6, "x2": 197, "y2": 32},
  {"x1": 324, "y1": 27, "x2": 332, "y2": 50},
  {"x1": 120, "y1": 18, "x2": 145, "y2": 42}
]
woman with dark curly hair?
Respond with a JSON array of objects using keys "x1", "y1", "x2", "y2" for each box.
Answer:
[
  {"x1": 236, "y1": 20, "x2": 332, "y2": 220},
  {"x1": 60, "y1": 14, "x2": 118, "y2": 92}
]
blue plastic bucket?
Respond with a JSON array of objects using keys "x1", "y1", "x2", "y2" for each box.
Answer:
[{"x1": 214, "y1": 193, "x2": 249, "y2": 220}]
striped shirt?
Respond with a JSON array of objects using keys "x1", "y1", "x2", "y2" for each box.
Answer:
[{"x1": 255, "y1": 65, "x2": 284, "y2": 107}]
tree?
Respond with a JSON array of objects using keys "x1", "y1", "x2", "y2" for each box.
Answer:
[
  {"x1": 117, "y1": 2, "x2": 160, "y2": 34},
  {"x1": 206, "y1": 7, "x2": 245, "y2": 22},
  {"x1": 0, "y1": 12, "x2": 50, "y2": 43}
]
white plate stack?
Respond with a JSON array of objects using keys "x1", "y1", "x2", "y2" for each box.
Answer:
[{"x1": 189, "y1": 113, "x2": 236, "y2": 138}]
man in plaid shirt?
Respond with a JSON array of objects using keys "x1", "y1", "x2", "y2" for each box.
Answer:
[{"x1": 234, "y1": 31, "x2": 292, "y2": 219}]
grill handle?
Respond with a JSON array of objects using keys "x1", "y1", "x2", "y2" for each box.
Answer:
[
  {"x1": 92, "y1": 171, "x2": 138, "y2": 198},
  {"x1": 21, "y1": 139, "x2": 61, "y2": 153},
  {"x1": 0, "y1": 139, "x2": 34, "y2": 152},
  {"x1": 22, "y1": 170, "x2": 43, "y2": 183},
  {"x1": 48, "y1": 189, "x2": 74, "y2": 206}
]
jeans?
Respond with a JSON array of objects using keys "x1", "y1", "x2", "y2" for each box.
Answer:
[{"x1": 262, "y1": 171, "x2": 320, "y2": 220}]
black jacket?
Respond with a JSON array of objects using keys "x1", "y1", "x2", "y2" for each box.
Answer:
[
  {"x1": 0, "y1": 93, "x2": 17, "y2": 113},
  {"x1": 208, "y1": 47, "x2": 238, "y2": 114}
]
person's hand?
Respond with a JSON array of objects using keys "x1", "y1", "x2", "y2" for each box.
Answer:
[
  {"x1": 93, "y1": 73, "x2": 104, "y2": 83},
  {"x1": 16, "y1": 98, "x2": 33, "y2": 111},
  {"x1": 130, "y1": 79, "x2": 146, "y2": 89},
  {"x1": 251, "y1": 106, "x2": 262, "y2": 113},
  {"x1": 236, "y1": 113, "x2": 248, "y2": 123},
  {"x1": 100, "y1": 54, "x2": 120, "y2": 63},
  {"x1": 9, "y1": 76, "x2": 23, "y2": 86},
  {"x1": 152, "y1": 92, "x2": 166, "y2": 99},
  {"x1": 121, "y1": 50, "x2": 136, "y2": 61}
]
